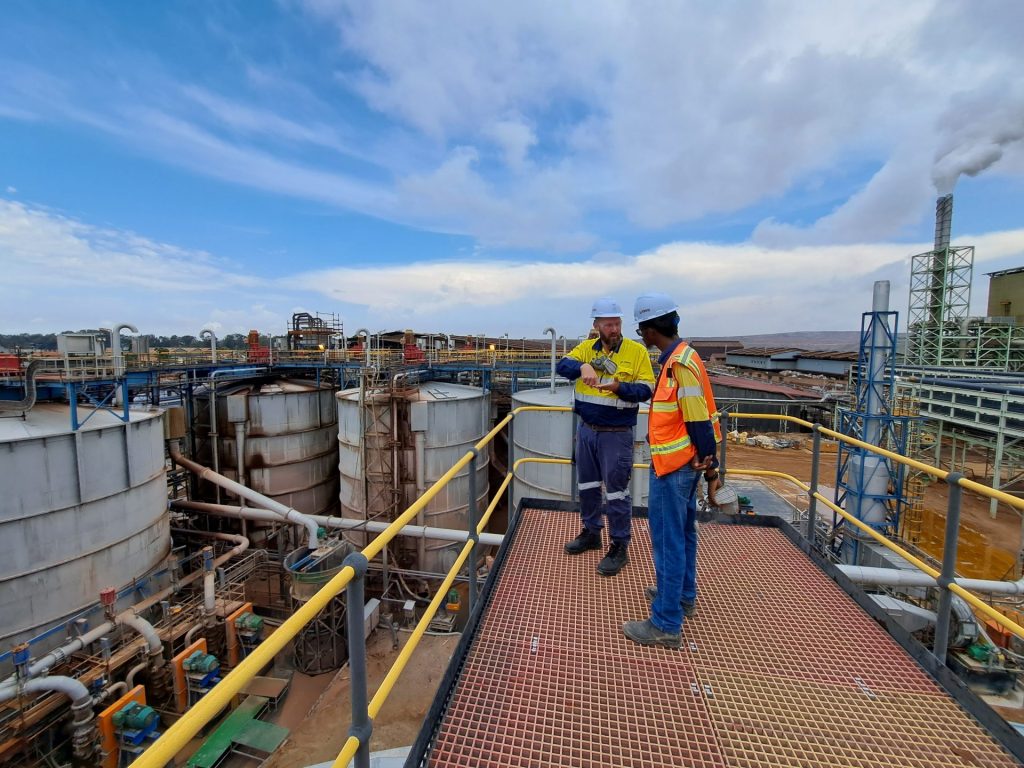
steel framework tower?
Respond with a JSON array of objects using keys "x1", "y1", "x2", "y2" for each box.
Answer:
[
  {"x1": 836, "y1": 282, "x2": 911, "y2": 564},
  {"x1": 904, "y1": 195, "x2": 974, "y2": 366}
]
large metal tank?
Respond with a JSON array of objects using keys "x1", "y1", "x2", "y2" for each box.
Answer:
[
  {"x1": 197, "y1": 378, "x2": 339, "y2": 516},
  {"x1": 0, "y1": 405, "x2": 169, "y2": 651},
  {"x1": 337, "y1": 382, "x2": 490, "y2": 574},
  {"x1": 511, "y1": 386, "x2": 651, "y2": 508}
]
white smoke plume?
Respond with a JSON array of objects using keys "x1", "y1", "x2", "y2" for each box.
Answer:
[{"x1": 932, "y1": 88, "x2": 1024, "y2": 195}]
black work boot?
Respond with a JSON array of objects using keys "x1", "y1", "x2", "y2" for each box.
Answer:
[
  {"x1": 564, "y1": 528, "x2": 602, "y2": 555},
  {"x1": 597, "y1": 542, "x2": 629, "y2": 576}
]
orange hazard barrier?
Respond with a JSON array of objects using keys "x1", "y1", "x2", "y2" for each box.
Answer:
[
  {"x1": 98, "y1": 685, "x2": 147, "y2": 768},
  {"x1": 171, "y1": 638, "x2": 208, "y2": 713},
  {"x1": 225, "y1": 603, "x2": 253, "y2": 668}
]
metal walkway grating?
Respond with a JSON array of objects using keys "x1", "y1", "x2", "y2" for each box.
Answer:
[{"x1": 418, "y1": 507, "x2": 1021, "y2": 767}]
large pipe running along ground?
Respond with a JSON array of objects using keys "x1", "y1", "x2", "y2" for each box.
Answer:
[
  {"x1": 838, "y1": 565, "x2": 1024, "y2": 595},
  {"x1": 3, "y1": 531, "x2": 248, "y2": 685},
  {"x1": 0, "y1": 359, "x2": 41, "y2": 413},
  {"x1": 171, "y1": 500, "x2": 505, "y2": 547},
  {"x1": 170, "y1": 441, "x2": 321, "y2": 548}
]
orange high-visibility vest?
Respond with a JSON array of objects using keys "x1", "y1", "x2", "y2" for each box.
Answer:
[{"x1": 648, "y1": 342, "x2": 721, "y2": 477}]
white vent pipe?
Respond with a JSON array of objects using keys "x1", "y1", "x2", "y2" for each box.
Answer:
[{"x1": 199, "y1": 327, "x2": 217, "y2": 364}]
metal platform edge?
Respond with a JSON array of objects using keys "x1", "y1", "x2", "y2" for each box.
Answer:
[{"x1": 403, "y1": 499, "x2": 1024, "y2": 767}]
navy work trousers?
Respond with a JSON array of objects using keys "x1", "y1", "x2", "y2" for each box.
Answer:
[{"x1": 576, "y1": 423, "x2": 634, "y2": 544}]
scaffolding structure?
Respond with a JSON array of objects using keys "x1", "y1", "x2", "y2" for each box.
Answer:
[{"x1": 835, "y1": 289, "x2": 911, "y2": 563}]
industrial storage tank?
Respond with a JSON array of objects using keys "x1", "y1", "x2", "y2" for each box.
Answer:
[
  {"x1": 0, "y1": 405, "x2": 169, "y2": 653},
  {"x1": 511, "y1": 386, "x2": 651, "y2": 508},
  {"x1": 337, "y1": 382, "x2": 489, "y2": 574},
  {"x1": 196, "y1": 378, "x2": 339, "y2": 516}
]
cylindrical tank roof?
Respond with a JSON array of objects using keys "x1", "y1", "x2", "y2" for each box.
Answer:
[
  {"x1": 0, "y1": 403, "x2": 163, "y2": 443},
  {"x1": 336, "y1": 381, "x2": 487, "y2": 403}
]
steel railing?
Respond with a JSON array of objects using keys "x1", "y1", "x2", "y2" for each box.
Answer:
[{"x1": 135, "y1": 405, "x2": 1024, "y2": 768}]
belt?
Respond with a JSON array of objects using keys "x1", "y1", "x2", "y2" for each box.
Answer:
[{"x1": 583, "y1": 422, "x2": 633, "y2": 433}]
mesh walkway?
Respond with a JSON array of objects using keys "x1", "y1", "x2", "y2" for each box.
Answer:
[{"x1": 412, "y1": 506, "x2": 1022, "y2": 767}]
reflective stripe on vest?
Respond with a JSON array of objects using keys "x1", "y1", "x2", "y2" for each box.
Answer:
[
  {"x1": 648, "y1": 343, "x2": 720, "y2": 477},
  {"x1": 574, "y1": 392, "x2": 640, "y2": 410}
]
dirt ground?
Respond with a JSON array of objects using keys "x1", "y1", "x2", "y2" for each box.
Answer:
[
  {"x1": 724, "y1": 440, "x2": 1022, "y2": 581},
  {"x1": 262, "y1": 631, "x2": 458, "y2": 768}
]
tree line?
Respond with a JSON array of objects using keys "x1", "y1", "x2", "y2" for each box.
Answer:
[{"x1": 0, "y1": 332, "x2": 264, "y2": 351}]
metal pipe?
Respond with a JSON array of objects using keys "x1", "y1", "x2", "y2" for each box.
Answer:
[
  {"x1": 170, "y1": 441, "x2": 321, "y2": 547},
  {"x1": 125, "y1": 662, "x2": 148, "y2": 689},
  {"x1": 105, "y1": 681, "x2": 127, "y2": 700},
  {"x1": 199, "y1": 327, "x2": 217, "y2": 364},
  {"x1": 170, "y1": 500, "x2": 504, "y2": 547},
  {"x1": 0, "y1": 359, "x2": 41, "y2": 413},
  {"x1": 110, "y1": 323, "x2": 138, "y2": 378},
  {"x1": 354, "y1": 328, "x2": 370, "y2": 367},
  {"x1": 838, "y1": 564, "x2": 1024, "y2": 595},
  {"x1": 184, "y1": 624, "x2": 203, "y2": 647},
  {"x1": 0, "y1": 673, "x2": 91, "y2": 705},
  {"x1": 120, "y1": 613, "x2": 161, "y2": 656},
  {"x1": 202, "y1": 546, "x2": 216, "y2": 616},
  {"x1": 415, "y1": 432, "x2": 427, "y2": 570},
  {"x1": 543, "y1": 327, "x2": 556, "y2": 393},
  {"x1": 0, "y1": 675, "x2": 97, "y2": 764}
]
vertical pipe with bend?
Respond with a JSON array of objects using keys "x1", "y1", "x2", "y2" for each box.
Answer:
[
  {"x1": 543, "y1": 327, "x2": 556, "y2": 393},
  {"x1": 200, "y1": 328, "x2": 218, "y2": 364}
]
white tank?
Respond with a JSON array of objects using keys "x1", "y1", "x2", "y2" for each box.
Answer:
[
  {"x1": 511, "y1": 386, "x2": 651, "y2": 508},
  {"x1": 0, "y1": 405, "x2": 169, "y2": 651},
  {"x1": 198, "y1": 379, "x2": 339, "y2": 515},
  {"x1": 337, "y1": 382, "x2": 490, "y2": 573}
]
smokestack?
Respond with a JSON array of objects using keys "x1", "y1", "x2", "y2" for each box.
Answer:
[{"x1": 934, "y1": 194, "x2": 953, "y2": 253}]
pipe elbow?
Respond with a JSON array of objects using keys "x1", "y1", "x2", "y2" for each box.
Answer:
[{"x1": 120, "y1": 613, "x2": 162, "y2": 656}]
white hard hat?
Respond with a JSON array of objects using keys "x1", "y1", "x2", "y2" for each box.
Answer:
[
  {"x1": 634, "y1": 293, "x2": 678, "y2": 323},
  {"x1": 590, "y1": 297, "x2": 624, "y2": 319}
]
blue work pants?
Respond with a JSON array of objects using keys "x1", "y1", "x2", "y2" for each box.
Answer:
[
  {"x1": 576, "y1": 423, "x2": 634, "y2": 544},
  {"x1": 648, "y1": 464, "x2": 699, "y2": 634}
]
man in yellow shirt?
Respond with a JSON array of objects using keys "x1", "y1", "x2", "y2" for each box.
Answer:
[{"x1": 557, "y1": 297, "x2": 655, "y2": 575}]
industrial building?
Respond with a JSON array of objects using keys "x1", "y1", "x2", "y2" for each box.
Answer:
[{"x1": 2, "y1": 194, "x2": 1024, "y2": 767}]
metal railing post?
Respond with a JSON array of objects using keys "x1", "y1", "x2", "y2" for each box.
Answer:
[
  {"x1": 343, "y1": 552, "x2": 372, "y2": 768},
  {"x1": 719, "y1": 411, "x2": 729, "y2": 476},
  {"x1": 933, "y1": 472, "x2": 964, "y2": 664},
  {"x1": 507, "y1": 416, "x2": 515, "y2": 524},
  {"x1": 468, "y1": 449, "x2": 479, "y2": 611},
  {"x1": 807, "y1": 425, "x2": 822, "y2": 543}
]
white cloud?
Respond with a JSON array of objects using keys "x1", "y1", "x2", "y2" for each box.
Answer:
[
  {"x1": 5, "y1": 198, "x2": 1023, "y2": 338},
  {"x1": 4, "y1": 186, "x2": 15, "y2": 195}
]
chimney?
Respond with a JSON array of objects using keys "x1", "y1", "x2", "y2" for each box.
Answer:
[{"x1": 934, "y1": 194, "x2": 953, "y2": 253}]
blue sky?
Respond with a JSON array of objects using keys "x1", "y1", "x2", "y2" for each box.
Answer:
[{"x1": 2, "y1": 0, "x2": 1023, "y2": 339}]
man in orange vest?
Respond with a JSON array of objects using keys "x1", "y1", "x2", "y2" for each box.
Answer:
[{"x1": 623, "y1": 293, "x2": 722, "y2": 648}]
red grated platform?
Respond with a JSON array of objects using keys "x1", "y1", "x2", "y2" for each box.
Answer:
[{"x1": 420, "y1": 508, "x2": 1021, "y2": 767}]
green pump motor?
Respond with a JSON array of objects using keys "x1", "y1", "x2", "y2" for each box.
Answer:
[
  {"x1": 235, "y1": 611, "x2": 264, "y2": 635},
  {"x1": 112, "y1": 701, "x2": 159, "y2": 731},
  {"x1": 182, "y1": 650, "x2": 219, "y2": 674}
]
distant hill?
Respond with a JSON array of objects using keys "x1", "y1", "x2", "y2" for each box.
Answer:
[{"x1": 701, "y1": 331, "x2": 864, "y2": 352}]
